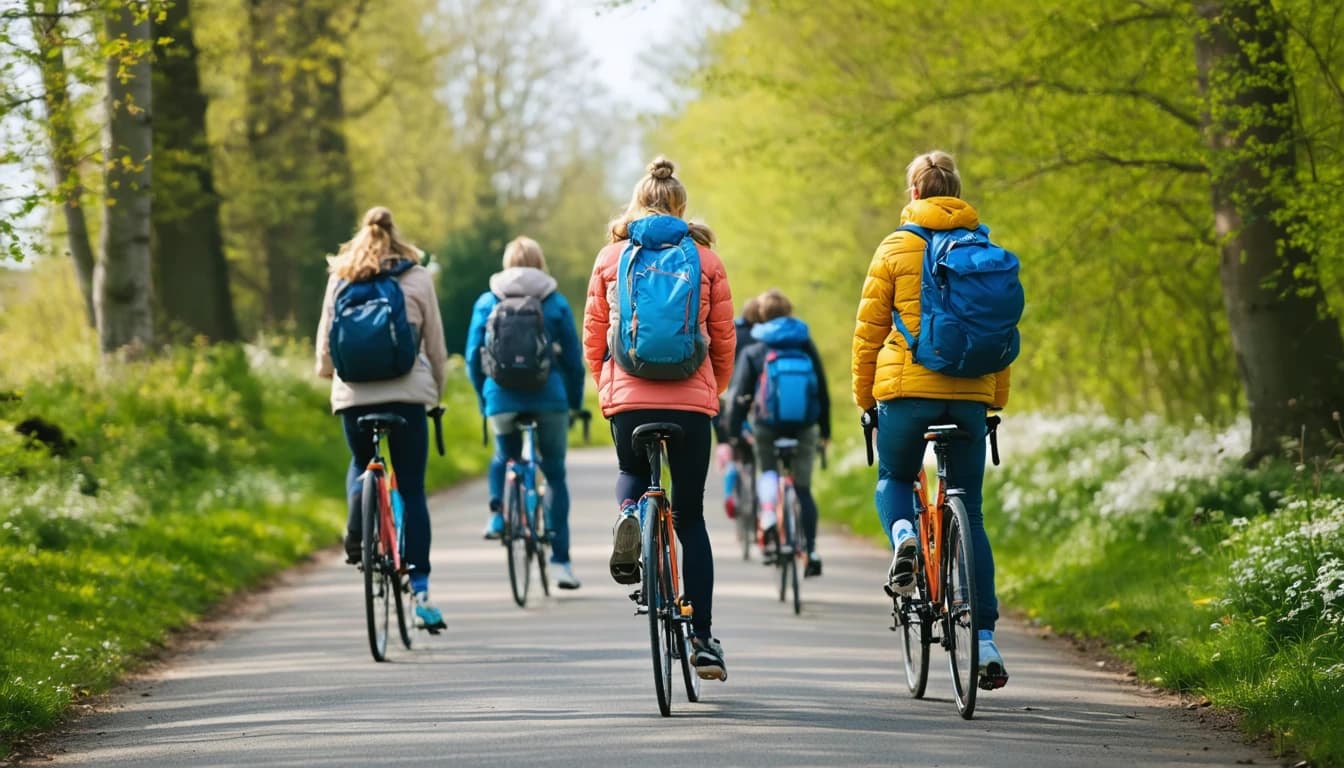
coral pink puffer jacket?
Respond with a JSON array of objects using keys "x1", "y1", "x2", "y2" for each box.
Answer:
[{"x1": 582, "y1": 220, "x2": 736, "y2": 417}]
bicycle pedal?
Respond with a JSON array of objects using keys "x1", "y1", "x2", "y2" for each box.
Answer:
[{"x1": 627, "y1": 589, "x2": 641, "y2": 603}]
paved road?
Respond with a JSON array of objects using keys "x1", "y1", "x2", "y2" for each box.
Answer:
[{"x1": 31, "y1": 449, "x2": 1273, "y2": 767}]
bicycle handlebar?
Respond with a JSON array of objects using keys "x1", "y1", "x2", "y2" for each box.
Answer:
[
  {"x1": 428, "y1": 407, "x2": 445, "y2": 456},
  {"x1": 860, "y1": 409, "x2": 1002, "y2": 467},
  {"x1": 570, "y1": 409, "x2": 592, "y2": 444}
]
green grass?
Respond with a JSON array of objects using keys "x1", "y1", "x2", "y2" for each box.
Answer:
[
  {"x1": 815, "y1": 417, "x2": 1344, "y2": 766},
  {"x1": 0, "y1": 334, "x2": 490, "y2": 754}
]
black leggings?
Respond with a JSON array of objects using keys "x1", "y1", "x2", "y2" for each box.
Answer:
[{"x1": 610, "y1": 409, "x2": 715, "y2": 639}]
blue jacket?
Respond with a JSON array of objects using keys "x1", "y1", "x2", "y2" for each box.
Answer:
[
  {"x1": 725, "y1": 316, "x2": 831, "y2": 439},
  {"x1": 466, "y1": 267, "x2": 585, "y2": 416}
]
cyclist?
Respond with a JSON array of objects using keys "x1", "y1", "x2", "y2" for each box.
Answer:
[
  {"x1": 316, "y1": 205, "x2": 448, "y2": 633},
  {"x1": 850, "y1": 150, "x2": 1012, "y2": 686},
  {"x1": 582, "y1": 156, "x2": 736, "y2": 681},
  {"x1": 466, "y1": 236, "x2": 586, "y2": 589},
  {"x1": 724, "y1": 289, "x2": 831, "y2": 576},
  {"x1": 714, "y1": 295, "x2": 763, "y2": 521}
]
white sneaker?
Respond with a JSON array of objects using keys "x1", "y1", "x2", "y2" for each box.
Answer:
[
  {"x1": 888, "y1": 522, "x2": 918, "y2": 595},
  {"x1": 553, "y1": 562, "x2": 581, "y2": 590}
]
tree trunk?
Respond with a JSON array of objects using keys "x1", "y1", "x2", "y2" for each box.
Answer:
[
  {"x1": 151, "y1": 0, "x2": 240, "y2": 343},
  {"x1": 1195, "y1": 0, "x2": 1344, "y2": 462},
  {"x1": 31, "y1": 0, "x2": 96, "y2": 327},
  {"x1": 245, "y1": 0, "x2": 294, "y2": 329},
  {"x1": 96, "y1": 2, "x2": 155, "y2": 355},
  {"x1": 303, "y1": 52, "x2": 357, "y2": 333}
]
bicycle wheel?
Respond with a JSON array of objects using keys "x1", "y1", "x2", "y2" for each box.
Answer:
[
  {"x1": 504, "y1": 475, "x2": 530, "y2": 608},
  {"x1": 395, "y1": 573, "x2": 413, "y2": 650},
  {"x1": 897, "y1": 585, "x2": 930, "y2": 698},
  {"x1": 675, "y1": 618, "x2": 701, "y2": 703},
  {"x1": 643, "y1": 498, "x2": 673, "y2": 717},
  {"x1": 783, "y1": 485, "x2": 802, "y2": 615},
  {"x1": 361, "y1": 470, "x2": 390, "y2": 662},
  {"x1": 944, "y1": 496, "x2": 980, "y2": 719},
  {"x1": 735, "y1": 469, "x2": 755, "y2": 561},
  {"x1": 534, "y1": 489, "x2": 550, "y2": 597}
]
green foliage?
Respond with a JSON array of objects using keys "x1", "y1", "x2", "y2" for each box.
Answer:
[
  {"x1": 659, "y1": 0, "x2": 1344, "y2": 425},
  {"x1": 0, "y1": 266, "x2": 490, "y2": 752},
  {"x1": 817, "y1": 413, "x2": 1344, "y2": 764}
]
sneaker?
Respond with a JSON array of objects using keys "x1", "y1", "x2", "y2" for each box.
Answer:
[
  {"x1": 553, "y1": 562, "x2": 581, "y2": 590},
  {"x1": 724, "y1": 495, "x2": 737, "y2": 520},
  {"x1": 690, "y1": 636, "x2": 727, "y2": 681},
  {"x1": 609, "y1": 503, "x2": 642, "y2": 585},
  {"x1": 978, "y1": 630, "x2": 1009, "y2": 689},
  {"x1": 888, "y1": 522, "x2": 918, "y2": 595},
  {"x1": 343, "y1": 532, "x2": 361, "y2": 565},
  {"x1": 805, "y1": 552, "x2": 823, "y2": 578},
  {"x1": 414, "y1": 592, "x2": 446, "y2": 635},
  {"x1": 482, "y1": 512, "x2": 504, "y2": 540},
  {"x1": 761, "y1": 525, "x2": 779, "y2": 561}
]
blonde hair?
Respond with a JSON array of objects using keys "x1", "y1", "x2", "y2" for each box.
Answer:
[
  {"x1": 502, "y1": 236, "x2": 547, "y2": 271},
  {"x1": 329, "y1": 206, "x2": 419, "y2": 281},
  {"x1": 757, "y1": 288, "x2": 793, "y2": 321},
  {"x1": 607, "y1": 156, "x2": 716, "y2": 247},
  {"x1": 906, "y1": 150, "x2": 962, "y2": 199},
  {"x1": 742, "y1": 295, "x2": 764, "y2": 324}
]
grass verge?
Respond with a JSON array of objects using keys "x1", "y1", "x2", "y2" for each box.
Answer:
[
  {"x1": 815, "y1": 414, "x2": 1344, "y2": 766},
  {"x1": 0, "y1": 341, "x2": 489, "y2": 755}
]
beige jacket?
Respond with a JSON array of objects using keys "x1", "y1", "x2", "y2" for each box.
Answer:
[{"x1": 315, "y1": 263, "x2": 447, "y2": 413}]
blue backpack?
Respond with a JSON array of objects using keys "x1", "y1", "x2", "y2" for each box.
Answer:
[
  {"x1": 329, "y1": 260, "x2": 419, "y2": 382},
  {"x1": 754, "y1": 347, "x2": 820, "y2": 430},
  {"x1": 613, "y1": 220, "x2": 707, "y2": 381},
  {"x1": 893, "y1": 224, "x2": 1023, "y2": 378}
]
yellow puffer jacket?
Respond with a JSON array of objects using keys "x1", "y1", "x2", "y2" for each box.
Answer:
[{"x1": 851, "y1": 197, "x2": 1011, "y2": 411}]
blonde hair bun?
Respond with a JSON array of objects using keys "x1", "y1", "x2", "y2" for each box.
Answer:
[{"x1": 647, "y1": 157, "x2": 676, "y2": 181}]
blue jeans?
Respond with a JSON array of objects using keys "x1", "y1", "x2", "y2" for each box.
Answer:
[
  {"x1": 341, "y1": 402, "x2": 431, "y2": 577},
  {"x1": 876, "y1": 398, "x2": 997, "y2": 631},
  {"x1": 488, "y1": 410, "x2": 572, "y2": 564}
]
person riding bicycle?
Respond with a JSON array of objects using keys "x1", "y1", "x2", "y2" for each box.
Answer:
[
  {"x1": 714, "y1": 295, "x2": 764, "y2": 521},
  {"x1": 316, "y1": 206, "x2": 448, "y2": 633},
  {"x1": 582, "y1": 156, "x2": 736, "y2": 681},
  {"x1": 850, "y1": 150, "x2": 1012, "y2": 686},
  {"x1": 724, "y1": 289, "x2": 831, "y2": 577},
  {"x1": 467, "y1": 236, "x2": 587, "y2": 590}
]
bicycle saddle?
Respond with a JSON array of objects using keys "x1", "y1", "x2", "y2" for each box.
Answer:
[
  {"x1": 514, "y1": 411, "x2": 539, "y2": 429},
  {"x1": 773, "y1": 437, "x2": 800, "y2": 450},
  {"x1": 923, "y1": 424, "x2": 969, "y2": 442},
  {"x1": 632, "y1": 422, "x2": 683, "y2": 449},
  {"x1": 357, "y1": 412, "x2": 408, "y2": 432}
]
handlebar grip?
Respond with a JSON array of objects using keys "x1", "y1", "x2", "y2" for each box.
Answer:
[
  {"x1": 428, "y1": 407, "x2": 446, "y2": 457},
  {"x1": 986, "y1": 415, "x2": 1001, "y2": 466}
]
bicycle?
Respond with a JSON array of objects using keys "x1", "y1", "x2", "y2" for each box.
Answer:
[
  {"x1": 764, "y1": 437, "x2": 806, "y2": 614},
  {"x1": 627, "y1": 422, "x2": 704, "y2": 717},
  {"x1": 499, "y1": 410, "x2": 591, "y2": 607},
  {"x1": 355, "y1": 408, "x2": 445, "y2": 662},
  {"x1": 863, "y1": 411, "x2": 1002, "y2": 719},
  {"x1": 730, "y1": 440, "x2": 757, "y2": 561}
]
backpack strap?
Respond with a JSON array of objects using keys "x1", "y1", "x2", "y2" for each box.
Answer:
[
  {"x1": 890, "y1": 224, "x2": 932, "y2": 353},
  {"x1": 385, "y1": 258, "x2": 417, "y2": 277}
]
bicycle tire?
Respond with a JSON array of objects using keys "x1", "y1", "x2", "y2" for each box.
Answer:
[
  {"x1": 944, "y1": 496, "x2": 980, "y2": 719},
  {"x1": 395, "y1": 573, "x2": 413, "y2": 650},
  {"x1": 784, "y1": 484, "x2": 802, "y2": 615},
  {"x1": 735, "y1": 467, "x2": 755, "y2": 561},
  {"x1": 675, "y1": 619, "x2": 701, "y2": 703},
  {"x1": 643, "y1": 498, "x2": 673, "y2": 717},
  {"x1": 504, "y1": 474, "x2": 530, "y2": 608},
  {"x1": 535, "y1": 489, "x2": 550, "y2": 597},
  {"x1": 897, "y1": 584, "x2": 930, "y2": 698},
  {"x1": 361, "y1": 470, "x2": 390, "y2": 662}
]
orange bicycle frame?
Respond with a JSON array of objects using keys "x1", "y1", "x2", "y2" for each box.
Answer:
[
  {"x1": 914, "y1": 465, "x2": 943, "y2": 605},
  {"x1": 366, "y1": 457, "x2": 402, "y2": 573}
]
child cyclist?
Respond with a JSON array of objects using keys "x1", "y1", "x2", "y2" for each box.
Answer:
[
  {"x1": 582, "y1": 156, "x2": 736, "y2": 680},
  {"x1": 724, "y1": 289, "x2": 831, "y2": 576},
  {"x1": 851, "y1": 150, "x2": 1012, "y2": 688}
]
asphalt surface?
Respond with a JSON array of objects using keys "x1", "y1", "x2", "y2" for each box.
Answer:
[{"x1": 29, "y1": 448, "x2": 1275, "y2": 767}]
